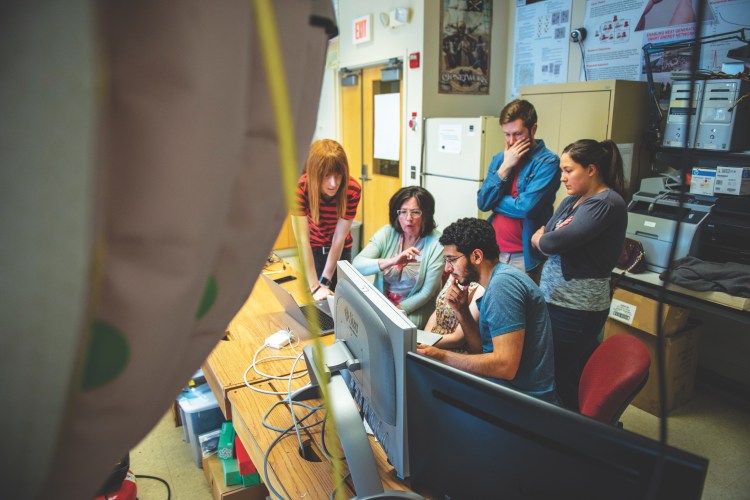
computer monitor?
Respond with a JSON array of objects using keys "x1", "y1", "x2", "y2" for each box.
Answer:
[
  {"x1": 406, "y1": 352, "x2": 708, "y2": 499},
  {"x1": 300, "y1": 261, "x2": 418, "y2": 498}
]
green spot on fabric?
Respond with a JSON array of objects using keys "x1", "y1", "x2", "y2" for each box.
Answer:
[
  {"x1": 197, "y1": 276, "x2": 218, "y2": 319},
  {"x1": 81, "y1": 320, "x2": 130, "y2": 391}
]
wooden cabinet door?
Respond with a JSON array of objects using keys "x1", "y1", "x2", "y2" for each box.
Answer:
[
  {"x1": 525, "y1": 93, "x2": 563, "y2": 155},
  {"x1": 558, "y1": 90, "x2": 611, "y2": 148}
]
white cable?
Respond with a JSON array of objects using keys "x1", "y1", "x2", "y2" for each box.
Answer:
[{"x1": 242, "y1": 337, "x2": 308, "y2": 396}]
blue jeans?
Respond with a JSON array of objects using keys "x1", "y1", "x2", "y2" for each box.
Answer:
[{"x1": 547, "y1": 303, "x2": 609, "y2": 411}]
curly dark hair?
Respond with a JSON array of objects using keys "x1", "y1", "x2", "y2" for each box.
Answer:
[
  {"x1": 439, "y1": 218, "x2": 499, "y2": 260},
  {"x1": 389, "y1": 186, "x2": 437, "y2": 236}
]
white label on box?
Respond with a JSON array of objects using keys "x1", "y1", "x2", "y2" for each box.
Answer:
[
  {"x1": 690, "y1": 167, "x2": 717, "y2": 195},
  {"x1": 644, "y1": 221, "x2": 656, "y2": 228},
  {"x1": 609, "y1": 299, "x2": 637, "y2": 325}
]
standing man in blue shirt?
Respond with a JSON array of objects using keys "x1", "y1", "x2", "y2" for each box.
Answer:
[
  {"x1": 417, "y1": 218, "x2": 557, "y2": 404},
  {"x1": 477, "y1": 99, "x2": 560, "y2": 283}
]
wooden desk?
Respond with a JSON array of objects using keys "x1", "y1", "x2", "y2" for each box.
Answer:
[
  {"x1": 205, "y1": 263, "x2": 412, "y2": 498},
  {"x1": 202, "y1": 268, "x2": 313, "y2": 418},
  {"x1": 616, "y1": 270, "x2": 750, "y2": 325},
  {"x1": 230, "y1": 379, "x2": 410, "y2": 499}
]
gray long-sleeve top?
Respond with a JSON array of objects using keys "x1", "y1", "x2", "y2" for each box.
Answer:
[{"x1": 538, "y1": 190, "x2": 627, "y2": 280}]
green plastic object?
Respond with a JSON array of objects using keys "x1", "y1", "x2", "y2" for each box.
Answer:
[
  {"x1": 241, "y1": 472, "x2": 261, "y2": 487},
  {"x1": 221, "y1": 457, "x2": 241, "y2": 486},
  {"x1": 217, "y1": 421, "x2": 235, "y2": 460}
]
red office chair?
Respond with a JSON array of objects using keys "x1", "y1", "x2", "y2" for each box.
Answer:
[{"x1": 578, "y1": 333, "x2": 651, "y2": 426}]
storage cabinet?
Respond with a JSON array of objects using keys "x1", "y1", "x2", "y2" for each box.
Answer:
[{"x1": 521, "y1": 80, "x2": 650, "y2": 205}]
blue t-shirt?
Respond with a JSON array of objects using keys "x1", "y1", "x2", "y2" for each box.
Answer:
[{"x1": 477, "y1": 263, "x2": 557, "y2": 402}]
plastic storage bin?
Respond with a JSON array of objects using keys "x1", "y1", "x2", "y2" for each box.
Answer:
[{"x1": 177, "y1": 383, "x2": 225, "y2": 467}]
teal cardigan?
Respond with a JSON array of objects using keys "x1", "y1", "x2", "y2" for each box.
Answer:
[{"x1": 353, "y1": 225, "x2": 445, "y2": 329}]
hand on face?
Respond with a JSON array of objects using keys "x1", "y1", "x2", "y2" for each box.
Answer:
[
  {"x1": 499, "y1": 119, "x2": 534, "y2": 177},
  {"x1": 503, "y1": 137, "x2": 531, "y2": 169},
  {"x1": 444, "y1": 276, "x2": 469, "y2": 313}
]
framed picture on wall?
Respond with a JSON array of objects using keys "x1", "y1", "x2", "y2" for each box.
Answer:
[{"x1": 439, "y1": 0, "x2": 493, "y2": 95}]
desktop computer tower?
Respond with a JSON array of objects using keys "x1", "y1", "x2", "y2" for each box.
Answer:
[
  {"x1": 695, "y1": 79, "x2": 750, "y2": 151},
  {"x1": 663, "y1": 80, "x2": 703, "y2": 148}
]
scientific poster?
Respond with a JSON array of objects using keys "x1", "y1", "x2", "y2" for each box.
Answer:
[
  {"x1": 583, "y1": 0, "x2": 750, "y2": 83},
  {"x1": 439, "y1": 0, "x2": 493, "y2": 95},
  {"x1": 512, "y1": 0, "x2": 573, "y2": 96}
]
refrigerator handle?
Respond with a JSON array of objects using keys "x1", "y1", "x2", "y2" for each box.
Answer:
[{"x1": 419, "y1": 116, "x2": 427, "y2": 187}]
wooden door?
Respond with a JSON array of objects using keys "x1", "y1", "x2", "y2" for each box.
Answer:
[{"x1": 340, "y1": 65, "x2": 402, "y2": 243}]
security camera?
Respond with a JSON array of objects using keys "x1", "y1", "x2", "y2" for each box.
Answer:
[{"x1": 570, "y1": 28, "x2": 587, "y2": 43}]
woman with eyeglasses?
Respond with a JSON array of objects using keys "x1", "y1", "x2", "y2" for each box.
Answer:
[
  {"x1": 353, "y1": 186, "x2": 445, "y2": 329},
  {"x1": 292, "y1": 139, "x2": 361, "y2": 301}
]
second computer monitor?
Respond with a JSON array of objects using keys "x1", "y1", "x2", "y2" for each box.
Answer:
[{"x1": 406, "y1": 352, "x2": 708, "y2": 499}]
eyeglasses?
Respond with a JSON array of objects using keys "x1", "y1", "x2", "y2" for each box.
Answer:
[
  {"x1": 443, "y1": 254, "x2": 465, "y2": 266},
  {"x1": 396, "y1": 209, "x2": 423, "y2": 218}
]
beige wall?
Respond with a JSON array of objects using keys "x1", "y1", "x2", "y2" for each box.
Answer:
[{"x1": 335, "y1": 0, "x2": 510, "y2": 184}]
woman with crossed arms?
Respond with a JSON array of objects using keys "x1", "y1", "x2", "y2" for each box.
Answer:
[{"x1": 531, "y1": 139, "x2": 627, "y2": 411}]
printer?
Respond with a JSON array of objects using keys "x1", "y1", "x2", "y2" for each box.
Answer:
[{"x1": 627, "y1": 179, "x2": 715, "y2": 272}]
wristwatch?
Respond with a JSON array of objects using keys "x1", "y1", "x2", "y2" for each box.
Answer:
[{"x1": 319, "y1": 276, "x2": 332, "y2": 287}]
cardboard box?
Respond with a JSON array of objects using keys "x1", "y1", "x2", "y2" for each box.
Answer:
[
  {"x1": 714, "y1": 166, "x2": 750, "y2": 196},
  {"x1": 604, "y1": 320, "x2": 701, "y2": 416},
  {"x1": 203, "y1": 454, "x2": 268, "y2": 500},
  {"x1": 608, "y1": 288, "x2": 690, "y2": 336},
  {"x1": 690, "y1": 167, "x2": 716, "y2": 195}
]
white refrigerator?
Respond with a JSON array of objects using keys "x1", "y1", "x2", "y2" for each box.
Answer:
[{"x1": 422, "y1": 116, "x2": 503, "y2": 230}]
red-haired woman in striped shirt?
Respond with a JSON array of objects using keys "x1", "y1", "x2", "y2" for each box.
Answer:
[{"x1": 292, "y1": 139, "x2": 361, "y2": 301}]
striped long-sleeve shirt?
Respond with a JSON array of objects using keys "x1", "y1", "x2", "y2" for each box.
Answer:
[{"x1": 293, "y1": 174, "x2": 361, "y2": 248}]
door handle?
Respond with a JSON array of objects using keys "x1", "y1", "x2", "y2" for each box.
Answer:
[{"x1": 360, "y1": 164, "x2": 371, "y2": 182}]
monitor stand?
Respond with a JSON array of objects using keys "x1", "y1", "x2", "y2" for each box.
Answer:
[{"x1": 295, "y1": 342, "x2": 422, "y2": 500}]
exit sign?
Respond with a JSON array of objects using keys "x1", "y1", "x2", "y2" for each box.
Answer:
[{"x1": 353, "y1": 15, "x2": 371, "y2": 45}]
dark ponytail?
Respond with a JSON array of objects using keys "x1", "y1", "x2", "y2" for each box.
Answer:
[{"x1": 562, "y1": 139, "x2": 625, "y2": 198}]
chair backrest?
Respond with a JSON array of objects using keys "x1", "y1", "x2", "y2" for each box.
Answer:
[{"x1": 579, "y1": 333, "x2": 651, "y2": 425}]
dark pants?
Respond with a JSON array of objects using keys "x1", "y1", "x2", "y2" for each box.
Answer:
[
  {"x1": 547, "y1": 303, "x2": 609, "y2": 411},
  {"x1": 312, "y1": 246, "x2": 351, "y2": 291}
]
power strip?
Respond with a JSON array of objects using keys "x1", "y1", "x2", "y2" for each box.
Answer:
[{"x1": 266, "y1": 329, "x2": 292, "y2": 349}]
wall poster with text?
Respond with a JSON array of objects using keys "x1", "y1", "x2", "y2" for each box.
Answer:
[
  {"x1": 439, "y1": 0, "x2": 493, "y2": 95},
  {"x1": 583, "y1": 0, "x2": 750, "y2": 84}
]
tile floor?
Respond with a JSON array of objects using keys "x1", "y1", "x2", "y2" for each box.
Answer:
[
  {"x1": 129, "y1": 251, "x2": 750, "y2": 499},
  {"x1": 130, "y1": 411, "x2": 212, "y2": 500}
]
